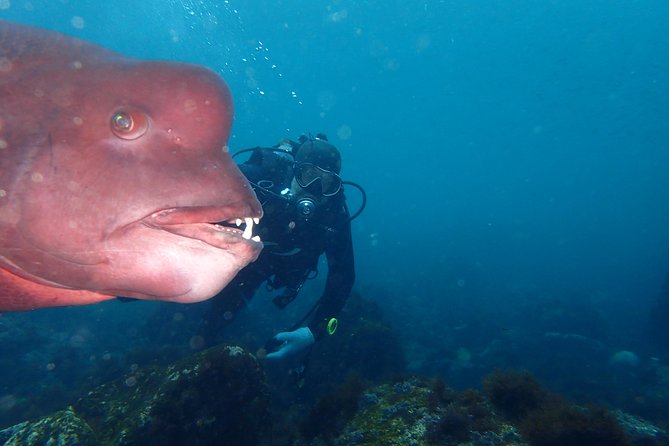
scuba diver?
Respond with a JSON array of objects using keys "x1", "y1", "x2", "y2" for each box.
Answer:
[{"x1": 199, "y1": 133, "x2": 366, "y2": 362}]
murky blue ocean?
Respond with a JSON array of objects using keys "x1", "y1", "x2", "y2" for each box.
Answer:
[{"x1": 1, "y1": 0, "x2": 669, "y2": 435}]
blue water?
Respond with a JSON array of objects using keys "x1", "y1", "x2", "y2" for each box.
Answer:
[{"x1": 2, "y1": 0, "x2": 669, "y2": 428}]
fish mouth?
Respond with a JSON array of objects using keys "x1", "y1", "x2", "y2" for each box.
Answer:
[{"x1": 141, "y1": 206, "x2": 263, "y2": 250}]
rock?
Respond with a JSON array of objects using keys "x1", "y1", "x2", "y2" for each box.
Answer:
[
  {"x1": 73, "y1": 344, "x2": 271, "y2": 446},
  {"x1": 1, "y1": 344, "x2": 271, "y2": 446},
  {"x1": 613, "y1": 409, "x2": 669, "y2": 444},
  {"x1": 0, "y1": 406, "x2": 97, "y2": 446},
  {"x1": 303, "y1": 376, "x2": 524, "y2": 446}
]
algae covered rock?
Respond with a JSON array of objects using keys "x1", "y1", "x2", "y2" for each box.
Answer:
[
  {"x1": 74, "y1": 344, "x2": 270, "y2": 446},
  {"x1": 303, "y1": 376, "x2": 524, "y2": 446},
  {"x1": 613, "y1": 410, "x2": 669, "y2": 444},
  {"x1": 0, "y1": 406, "x2": 97, "y2": 446}
]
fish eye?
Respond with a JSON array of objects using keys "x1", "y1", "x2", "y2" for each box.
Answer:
[{"x1": 110, "y1": 109, "x2": 149, "y2": 140}]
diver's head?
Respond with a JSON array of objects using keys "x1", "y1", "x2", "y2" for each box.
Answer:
[
  {"x1": 294, "y1": 137, "x2": 342, "y2": 174},
  {"x1": 289, "y1": 136, "x2": 343, "y2": 220},
  {"x1": 291, "y1": 138, "x2": 342, "y2": 197}
]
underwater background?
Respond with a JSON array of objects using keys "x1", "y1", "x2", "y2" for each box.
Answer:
[{"x1": 1, "y1": 0, "x2": 669, "y2": 442}]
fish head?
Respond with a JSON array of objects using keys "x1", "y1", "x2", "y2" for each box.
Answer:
[{"x1": 0, "y1": 25, "x2": 263, "y2": 308}]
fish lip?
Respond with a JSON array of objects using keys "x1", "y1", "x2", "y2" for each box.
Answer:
[
  {"x1": 141, "y1": 205, "x2": 263, "y2": 249},
  {"x1": 154, "y1": 222, "x2": 263, "y2": 251},
  {"x1": 145, "y1": 205, "x2": 262, "y2": 226}
]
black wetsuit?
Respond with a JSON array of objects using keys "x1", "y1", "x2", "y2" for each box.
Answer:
[{"x1": 201, "y1": 148, "x2": 355, "y2": 342}]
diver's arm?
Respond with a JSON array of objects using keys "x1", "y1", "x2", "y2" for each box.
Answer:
[{"x1": 307, "y1": 213, "x2": 355, "y2": 340}]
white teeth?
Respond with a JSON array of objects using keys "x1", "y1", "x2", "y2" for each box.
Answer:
[
  {"x1": 231, "y1": 216, "x2": 260, "y2": 242},
  {"x1": 242, "y1": 217, "x2": 254, "y2": 240}
]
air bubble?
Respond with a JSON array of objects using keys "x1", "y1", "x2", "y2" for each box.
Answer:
[
  {"x1": 189, "y1": 335, "x2": 205, "y2": 349},
  {"x1": 70, "y1": 16, "x2": 85, "y2": 29}
]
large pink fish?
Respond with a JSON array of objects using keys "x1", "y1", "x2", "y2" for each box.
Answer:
[{"x1": 0, "y1": 21, "x2": 263, "y2": 311}]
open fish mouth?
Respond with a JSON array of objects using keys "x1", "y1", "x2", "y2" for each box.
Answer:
[
  {"x1": 141, "y1": 206, "x2": 263, "y2": 248},
  {"x1": 213, "y1": 217, "x2": 261, "y2": 242}
]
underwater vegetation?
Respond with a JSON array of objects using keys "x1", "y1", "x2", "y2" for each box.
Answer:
[
  {"x1": 3, "y1": 346, "x2": 669, "y2": 446},
  {"x1": 482, "y1": 369, "x2": 553, "y2": 422},
  {"x1": 300, "y1": 374, "x2": 368, "y2": 441},
  {"x1": 521, "y1": 404, "x2": 631, "y2": 446},
  {"x1": 295, "y1": 369, "x2": 668, "y2": 446},
  {"x1": 482, "y1": 369, "x2": 665, "y2": 446},
  {"x1": 299, "y1": 375, "x2": 519, "y2": 446}
]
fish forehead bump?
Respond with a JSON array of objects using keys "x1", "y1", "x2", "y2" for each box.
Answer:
[
  {"x1": 120, "y1": 60, "x2": 235, "y2": 147},
  {"x1": 0, "y1": 18, "x2": 233, "y2": 125},
  {"x1": 1, "y1": 54, "x2": 234, "y2": 149}
]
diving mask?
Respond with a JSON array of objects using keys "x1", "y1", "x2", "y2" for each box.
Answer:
[{"x1": 293, "y1": 162, "x2": 342, "y2": 197}]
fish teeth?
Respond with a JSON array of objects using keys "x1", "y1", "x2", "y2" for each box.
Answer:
[
  {"x1": 229, "y1": 216, "x2": 261, "y2": 242},
  {"x1": 242, "y1": 217, "x2": 254, "y2": 240}
]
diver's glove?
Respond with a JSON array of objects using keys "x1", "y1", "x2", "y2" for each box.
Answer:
[{"x1": 265, "y1": 327, "x2": 315, "y2": 360}]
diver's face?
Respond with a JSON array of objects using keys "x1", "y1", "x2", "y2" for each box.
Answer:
[
  {"x1": 290, "y1": 178, "x2": 330, "y2": 204},
  {"x1": 290, "y1": 178, "x2": 337, "y2": 211},
  {"x1": 293, "y1": 162, "x2": 342, "y2": 196}
]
